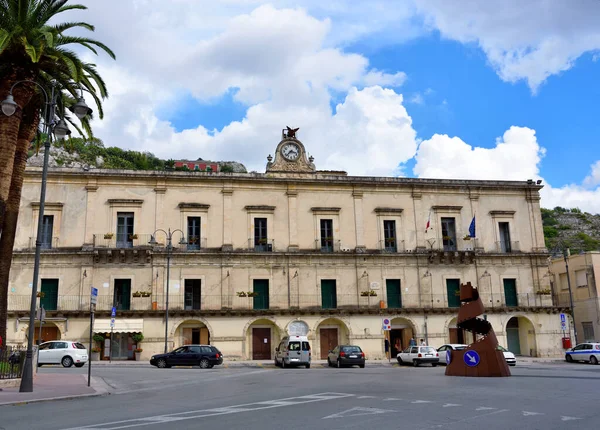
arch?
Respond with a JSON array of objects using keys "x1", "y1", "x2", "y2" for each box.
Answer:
[
  {"x1": 504, "y1": 315, "x2": 537, "y2": 357},
  {"x1": 389, "y1": 317, "x2": 418, "y2": 356},
  {"x1": 243, "y1": 317, "x2": 284, "y2": 360},
  {"x1": 314, "y1": 317, "x2": 352, "y2": 359},
  {"x1": 312, "y1": 316, "x2": 353, "y2": 337},
  {"x1": 170, "y1": 316, "x2": 214, "y2": 339},
  {"x1": 19, "y1": 321, "x2": 63, "y2": 344},
  {"x1": 171, "y1": 318, "x2": 214, "y2": 348}
]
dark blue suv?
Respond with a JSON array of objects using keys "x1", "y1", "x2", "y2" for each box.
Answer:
[{"x1": 150, "y1": 345, "x2": 223, "y2": 369}]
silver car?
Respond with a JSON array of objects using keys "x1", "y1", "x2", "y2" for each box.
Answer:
[{"x1": 274, "y1": 336, "x2": 311, "y2": 368}]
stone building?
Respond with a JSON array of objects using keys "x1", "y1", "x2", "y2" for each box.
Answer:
[{"x1": 6, "y1": 130, "x2": 566, "y2": 360}]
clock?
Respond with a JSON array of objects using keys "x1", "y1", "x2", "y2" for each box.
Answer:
[{"x1": 281, "y1": 142, "x2": 300, "y2": 161}]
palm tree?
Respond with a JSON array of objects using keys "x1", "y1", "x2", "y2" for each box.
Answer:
[{"x1": 0, "y1": 0, "x2": 114, "y2": 345}]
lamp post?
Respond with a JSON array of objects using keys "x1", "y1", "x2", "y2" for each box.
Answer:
[
  {"x1": 562, "y1": 248, "x2": 578, "y2": 345},
  {"x1": 2, "y1": 80, "x2": 91, "y2": 392},
  {"x1": 149, "y1": 229, "x2": 186, "y2": 353}
]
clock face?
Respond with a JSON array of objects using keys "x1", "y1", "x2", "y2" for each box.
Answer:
[{"x1": 281, "y1": 143, "x2": 300, "y2": 161}]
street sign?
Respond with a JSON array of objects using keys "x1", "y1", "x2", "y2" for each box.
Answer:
[
  {"x1": 382, "y1": 318, "x2": 391, "y2": 331},
  {"x1": 463, "y1": 350, "x2": 480, "y2": 367},
  {"x1": 446, "y1": 350, "x2": 451, "y2": 365},
  {"x1": 111, "y1": 307, "x2": 116, "y2": 317},
  {"x1": 90, "y1": 287, "x2": 98, "y2": 305},
  {"x1": 560, "y1": 313, "x2": 566, "y2": 323},
  {"x1": 561, "y1": 321, "x2": 567, "y2": 331},
  {"x1": 110, "y1": 318, "x2": 115, "y2": 328}
]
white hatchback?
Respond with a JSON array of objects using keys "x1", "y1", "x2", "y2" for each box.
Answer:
[{"x1": 38, "y1": 341, "x2": 88, "y2": 368}]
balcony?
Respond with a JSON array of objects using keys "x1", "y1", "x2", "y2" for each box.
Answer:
[
  {"x1": 378, "y1": 240, "x2": 405, "y2": 253},
  {"x1": 182, "y1": 236, "x2": 207, "y2": 251},
  {"x1": 92, "y1": 233, "x2": 154, "y2": 249},
  {"x1": 248, "y1": 238, "x2": 275, "y2": 252},
  {"x1": 314, "y1": 239, "x2": 341, "y2": 253},
  {"x1": 27, "y1": 237, "x2": 59, "y2": 250},
  {"x1": 495, "y1": 240, "x2": 520, "y2": 253}
]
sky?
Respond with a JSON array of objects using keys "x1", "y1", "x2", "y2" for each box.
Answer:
[{"x1": 68, "y1": 0, "x2": 600, "y2": 213}]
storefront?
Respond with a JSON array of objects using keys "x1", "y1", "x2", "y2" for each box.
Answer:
[{"x1": 93, "y1": 318, "x2": 143, "y2": 360}]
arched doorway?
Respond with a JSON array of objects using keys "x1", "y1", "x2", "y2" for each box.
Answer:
[
  {"x1": 246, "y1": 318, "x2": 282, "y2": 360},
  {"x1": 33, "y1": 321, "x2": 61, "y2": 344},
  {"x1": 174, "y1": 319, "x2": 211, "y2": 347},
  {"x1": 446, "y1": 317, "x2": 476, "y2": 345},
  {"x1": 506, "y1": 316, "x2": 537, "y2": 356},
  {"x1": 315, "y1": 318, "x2": 351, "y2": 359},
  {"x1": 389, "y1": 317, "x2": 416, "y2": 357}
]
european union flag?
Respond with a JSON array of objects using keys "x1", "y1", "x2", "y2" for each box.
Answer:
[{"x1": 469, "y1": 216, "x2": 476, "y2": 238}]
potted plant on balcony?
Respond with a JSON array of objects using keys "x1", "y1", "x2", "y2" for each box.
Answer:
[
  {"x1": 236, "y1": 291, "x2": 247, "y2": 297},
  {"x1": 132, "y1": 291, "x2": 142, "y2": 298},
  {"x1": 141, "y1": 291, "x2": 151, "y2": 298},
  {"x1": 536, "y1": 289, "x2": 552, "y2": 295},
  {"x1": 129, "y1": 233, "x2": 138, "y2": 240},
  {"x1": 132, "y1": 333, "x2": 144, "y2": 361},
  {"x1": 104, "y1": 233, "x2": 114, "y2": 239},
  {"x1": 36, "y1": 291, "x2": 45, "y2": 298},
  {"x1": 360, "y1": 290, "x2": 377, "y2": 297},
  {"x1": 463, "y1": 234, "x2": 471, "y2": 240},
  {"x1": 247, "y1": 291, "x2": 259, "y2": 297}
]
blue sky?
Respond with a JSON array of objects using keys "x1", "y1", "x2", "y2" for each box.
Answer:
[{"x1": 83, "y1": 1, "x2": 600, "y2": 212}]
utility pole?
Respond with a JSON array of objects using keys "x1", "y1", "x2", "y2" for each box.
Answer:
[{"x1": 563, "y1": 248, "x2": 578, "y2": 344}]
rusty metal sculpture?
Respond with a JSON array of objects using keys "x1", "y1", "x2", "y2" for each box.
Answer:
[
  {"x1": 284, "y1": 126, "x2": 299, "y2": 139},
  {"x1": 445, "y1": 282, "x2": 511, "y2": 377}
]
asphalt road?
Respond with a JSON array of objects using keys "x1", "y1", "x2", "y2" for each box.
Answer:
[{"x1": 1, "y1": 362, "x2": 599, "y2": 430}]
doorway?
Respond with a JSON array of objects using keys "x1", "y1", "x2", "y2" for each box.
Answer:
[
  {"x1": 183, "y1": 327, "x2": 209, "y2": 345},
  {"x1": 114, "y1": 279, "x2": 131, "y2": 311},
  {"x1": 184, "y1": 279, "x2": 201, "y2": 310},
  {"x1": 40, "y1": 279, "x2": 59, "y2": 311},
  {"x1": 34, "y1": 325, "x2": 59, "y2": 344},
  {"x1": 506, "y1": 318, "x2": 521, "y2": 355},
  {"x1": 252, "y1": 328, "x2": 271, "y2": 360},
  {"x1": 110, "y1": 333, "x2": 133, "y2": 360},
  {"x1": 319, "y1": 328, "x2": 338, "y2": 359},
  {"x1": 390, "y1": 328, "x2": 414, "y2": 356}
]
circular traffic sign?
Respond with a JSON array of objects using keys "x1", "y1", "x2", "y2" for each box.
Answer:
[
  {"x1": 383, "y1": 318, "x2": 390, "y2": 325},
  {"x1": 463, "y1": 350, "x2": 480, "y2": 367},
  {"x1": 446, "y1": 350, "x2": 452, "y2": 365}
]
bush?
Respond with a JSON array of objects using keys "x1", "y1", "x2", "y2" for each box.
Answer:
[{"x1": 543, "y1": 226, "x2": 559, "y2": 238}]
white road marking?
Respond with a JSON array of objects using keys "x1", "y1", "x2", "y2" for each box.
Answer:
[
  {"x1": 323, "y1": 407, "x2": 394, "y2": 419},
  {"x1": 475, "y1": 407, "x2": 496, "y2": 411},
  {"x1": 442, "y1": 403, "x2": 461, "y2": 408},
  {"x1": 411, "y1": 400, "x2": 433, "y2": 404},
  {"x1": 383, "y1": 398, "x2": 401, "y2": 401},
  {"x1": 522, "y1": 411, "x2": 544, "y2": 416},
  {"x1": 357, "y1": 395, "x2": 376, "y2": 399},
  {"x1": 62, "y1": 392, "x2": 355, "y2": 430},
  {"x1": 561, "y1": 416, "x2": 582, "y2": 421}
]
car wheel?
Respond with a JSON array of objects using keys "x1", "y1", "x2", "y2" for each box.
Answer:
[
  {"x1": 61, "y1": 356, "x2": 73, "y2": 368},
  {"x1": 327, "y1": 358, "x2": 332, "y2": 367},
  {"x1": 566, "y1": 354, "x2": 573, "y2": 363},
  {"x1": 199, "y1": 358, "x2": 210, "y2": 369},
  {"x1": 281, "y1": 359, "x2": 286, "y2": 369},
  {"x1": 397, "y1": 357, "x2": 403, "y2": 365},
  {"x1": 75, "y1": 363, "x2": 85, "y2": 368},
  {"x1": 274, "y1": 358, "x2": 279, "y2": 367},
  {"x1": 336, "y1": 359, "x2": 341, "y2": 368},
  {"x1": 359, "y1": 364, "x2": 365, "y2": 368},
  {"x1": 590, "y1": 356, "x2": 598, "y2": 365},
  {"x1": 412, "y1": 360, "x2": 419, "y2": 367},
  {"x1": 156, "y1": 358, "x2": 168, "y2": 368},
  {"x1": 306, "y1": 363, "x2": 310, "y2": 369},
  {"x1": 37, "y1": 363, "x2": 43, "y2": 368}
]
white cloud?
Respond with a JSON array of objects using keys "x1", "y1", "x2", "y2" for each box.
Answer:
[
  {"x1": 408, "y1": 93, "x2": 424, "y2": 105},
  {"x1": 583, "y1": 160, "x2": 600, "y2": 187}
]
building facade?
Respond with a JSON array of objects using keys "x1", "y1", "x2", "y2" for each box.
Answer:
[
  {"x1": 550, "y1": 251, "x2": 600, "y2": 343},
  {"x1": 6, "y1": 133, "x2": 566, "y2": 360}
]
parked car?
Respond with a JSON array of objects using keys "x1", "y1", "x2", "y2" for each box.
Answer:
[
  {"x1": 37, "y1": 341, "x2": 88, "y2": 368},
  {"x1": 274, "y1": 336, "x2": 311, "y2": 368},
  {"x1": 150, "y1": 345, "x2": 223, "y2": 369},
  {"x1": 397, "y1": 345, "x2": 439, "y2": 367},
  {"x1": 565, "y1": 342, "x2": 600, "y2": 364},
  {"x1": 497, "y1": 345, "x2": 517, "y2": 366},
  {"x1": 327, "y1": 345, "x2": 365, "y2": 368},
  {"x1": 436, "y1": 344, "x2": 468, "y2": 365}
]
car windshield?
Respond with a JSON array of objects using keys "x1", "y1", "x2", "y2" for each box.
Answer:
[
  {"x1": 497, "y1": 345, "x2": 508, "y2": 352},
  {"x1": 75, "y1": 343, "x2": 87, "y2": 349},
  {"x1": 420, "y1": 347, "x2": 436, "y2": 353},
  {"x1": 342, "y1": 346, "x2": 362, "y2": 353},
  {"x1": 288, "y1": 342, "x2": 300, "y2": 351}
]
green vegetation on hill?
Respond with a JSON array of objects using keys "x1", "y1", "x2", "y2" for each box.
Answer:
[{"x1": 542, "y1": 207, "x2": 600, "y2": 253}]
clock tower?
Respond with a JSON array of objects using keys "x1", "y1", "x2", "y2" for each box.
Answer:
[{"x1": 266, "y1": 127, "x2": 316, "y2": 173}]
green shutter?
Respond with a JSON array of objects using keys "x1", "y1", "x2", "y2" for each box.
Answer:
[
  {"x1": 253, "y1": 279, "x2": 269, "y2": 310},
  {"x1": 386, "y1": 279, "x2": 402, "y2": 308},
  {"x1": 114, "y1": 279, "x2": 131, "y2": 311},
  {"x1": 446, "y1": 279, "x2": 461, "y2": 308},
  {"x1": 503, "y1": 279, "x2": 518, "y2": 307},
  {"x1": 40, "y1": 279, "x2": 59, "y2": 311},
  {"x1": 321, "y1": 280, "x2": 337, "y2": 309}
]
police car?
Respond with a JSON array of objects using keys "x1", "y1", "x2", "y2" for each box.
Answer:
[{"x1": 565, "y1": 342, "x2": 600, "y2": 364}]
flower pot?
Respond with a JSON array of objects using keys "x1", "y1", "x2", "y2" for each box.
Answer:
[
  {"x1": 135, "y1": 351, "x2": 142, "y2": 361},
  {"x1": 91, "y1": 352, "x2": 100, "y2": 361}
]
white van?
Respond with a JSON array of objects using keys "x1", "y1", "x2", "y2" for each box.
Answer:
[{"x1": 274, "y1": 336, "x2": 311, "y2": 368}]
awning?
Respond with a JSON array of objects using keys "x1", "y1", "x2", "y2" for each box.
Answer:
[{"x1": 94, "y1": 318, "x2": 143, "y2": 333}]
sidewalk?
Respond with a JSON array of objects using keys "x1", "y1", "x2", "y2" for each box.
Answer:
[{"x1": 0, "y1": 373, "x2": 109, "y2": 406}]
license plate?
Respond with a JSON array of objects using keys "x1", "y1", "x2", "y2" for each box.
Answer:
[
  {"x1": 425, "y1": 354, "x2": 433, "y2": 357},
  {"x1": 349, "y1": 355, "x2": 357, "y2": 358},
  {"x1": 290, "y1": 358, "x2": 299, "y2": 361}
]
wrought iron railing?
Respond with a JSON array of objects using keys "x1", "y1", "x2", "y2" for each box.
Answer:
[{"x1": 0, "y1": 346, "x2": 26, "y2": 380}]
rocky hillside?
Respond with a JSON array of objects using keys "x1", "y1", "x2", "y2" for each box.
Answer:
[
  {"x1": 542, "y1": 207, "x2": 600, "y2": 254},
  {"x1": 26, "y1": 138, "x2": 247, "y2": 173}
]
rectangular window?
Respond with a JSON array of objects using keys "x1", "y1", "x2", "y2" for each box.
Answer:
[
  {"x1": 253, "y1": 279, "x2": 269, "y2": 310},
  {"x1": 187, "y1": 217, "x2": 201, "y2": 250},
  {"x1": 503, "y1": 278, "x2": 518, "y2": 307},
  {"x1": 559, "y1": 273, "x2": 569, "y2": 290},
  {"x1": 116, "y1": 212, "x2": 134, "y2": 248},
  {"x1": 184, "y1": 279, "x2": 201, "y2": 310},
  {"x1": 582, "y1": 322, "x2": 595, "y2": 341},
  {"x1": 254, "y1": 218, "x2": 270, "y2": 251},
  {"x1": 41, "y1": 215, "x2": 54, "y2": 249},
  {"x1": 114, "y1": 279, "x2": 131, "y2": 311},
  {"x1": 575, "y1": 270, "x2": 587, "y2": 288},
  {"x1": 446, "y1": 278, "x2": 461, "y2": 308},
  {"x1": 386, "y1": 279, "x2": 402, "y2": 308},
  {"x1": 40, "y1": 279, "x2": 59, "y2": 311},
  {"x1": 441, "y1": 217, "x2": 457, "y2": 251},
  {"x1": 320, "y1": 219, "x2": 334, "y2": 252},
  {"x1": 499, "y1": 222, "x2": 511, "y2": 252},
  {"x1": 321, "y1": 279, "x2": 337, "y2": 309},
  {"x1": 383, "y1": 220, "x2": 397, "y2": 252}
]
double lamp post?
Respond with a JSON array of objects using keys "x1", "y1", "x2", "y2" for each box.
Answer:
[{"x1": 2, "y1": 80, "x2": 92, "y2": 393}]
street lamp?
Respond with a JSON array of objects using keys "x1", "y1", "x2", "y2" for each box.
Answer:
[
  {"x1": 2, "y1": 80, "x2": 90, "y2": 392},
  {"x1": 149, "y1": 229, "x2": 186, "y2": 353}
]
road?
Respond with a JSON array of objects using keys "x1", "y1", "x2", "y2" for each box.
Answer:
[{"x1": 1, "y1": 362, "x2": 599, "y2": 430}]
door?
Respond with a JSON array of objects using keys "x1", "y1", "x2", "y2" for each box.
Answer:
[
  {"x1": 449, "y1": 328, "x2": 465, "y2": 344},
  {"x1": 116, "y1": 212, "x2": 134, "y2": 248},
  {"x1": 446, "y1": 279, "x2": 461, "y2": 308},
  {"x1": 320, "y1": 328, "x2": 338, "y2": 359},
  {"x1": 37, "y1": 342, "x2": 53, "y2": 364},
  {"x1": 50, "y1": 341, "x2": 69, "y2": 364},
  {"x1": 390, "y1": 329, "x2": 404, "y2": 357},
  {"x1": 114, "y1": 279, "x2": 131, "y2": 311},
  {"x1": 499, "y1": 222, "x2": 511, "y2": 252},
  {"x1": 184, "y1": 279, "x2": 201, "y2": 310},
  {"x1": 252, "y1": 328, "x2": 271, "y2": 360},
  {"x1": 506, "y1": 318, "x2": 521, "y2": 355},
  {"x1": 254, "y1": 218, "x2": 268, "y2": 251},
  {"x1": 503, "y1": 279, "x2": 518, "y2": 307},
  {"x1": 41, "y1": 215, "x2": 54, "y2": 249},
  {"x1": 386, "y1": 279, "x2": 402, "y2": 308},
  {"x1": 40, "y1": 279, "x2": 59, "y2": 311},
  {"x1": 383, "y1": 220, "x2": 397, "y2": 252},
  {"x1": 441, "y1": 217, "x2": 457, "y2": 251},
  {"x1": 35, "y1": 325, "x2": 59, "y2": 344},
  {"x1": 253, "y1": 279, "x2": 269, "y2": 310},
  {"x1": 187, "y1": 217, "x2": 201, "y2": 250},
  {"x1": 321, "y1": 279, "x2": 337, "y2": 309}
]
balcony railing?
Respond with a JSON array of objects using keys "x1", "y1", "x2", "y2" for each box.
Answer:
[
  {"x1": 378, "y1": 240, "x2": 405, "y2": 253},
  {"x1": 495, "y1": 241, "x2": 520, "y2": 253},
  {"x1": 180, "y1": 236, "x2": 207, "y2": 251},
  {"x1": 92, "y1": 234, "x2": 154, "y2": 249},
  {"x1": 28, "y1": 237, "x2": 59, "y2": 250},
  {"x1": 248, "y1": 238, "x2": 275, "y2": 252},
  {"x1": 7, "y1": 292, "x2": 557, "y2": 312},
  {"x1": 314, "y1": 239, "x2": 341, "y2": 253}
]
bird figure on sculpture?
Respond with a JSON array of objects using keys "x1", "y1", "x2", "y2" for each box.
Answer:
[{"x1": 286, "y1": 126, "x2": 299, "y2": 138}]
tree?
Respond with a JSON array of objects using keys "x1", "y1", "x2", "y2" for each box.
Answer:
[{"x1": 0, "y1": 0, "x2": 114, "y2": 345}]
